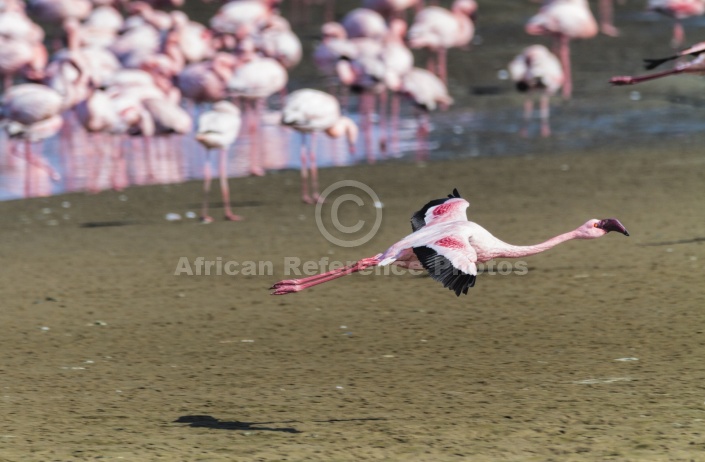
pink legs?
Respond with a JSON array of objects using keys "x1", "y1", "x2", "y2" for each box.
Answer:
[
  {"x1": 415, "y1": 109, "x2": 430, "y2": 162},
  {"x1": 201, "y1": 149, "x2": 214, "y2": 223},
  {"x1": 437, "y1": 47, "x2": 448, "y2": 85},
  {"x1": 243, "y1": 98, "x2": 265, "y2": 177},
  {"x1": 218, "y1": 147, "x2": 242, "y2": 221},
  {"x1": 270, "y1": 254, "x2": 382, "y2": 295},
  {"x1": 539, "y1": 94, "x2": 551, "y2": 138},
  {"x1": 201, "y1": 148, "x2": 242, "y2": 223},
  {"x1": 20, "y1": 140, "x2": 60, "y2": 198},
  {"x1": 556, "y1": 35, "x2": 572, "y2": 99},
  {"x1": 672, "y1": 21, "x2": 685, "y2": 49},
  {"x1": 299, "y1": 132, "x2": 320, "y2": 204},
  {"x1": 520, "y1": 95, "x2": 552, "y2": 138},
  {"x1": 390, "y1": 92, "x2": 401, "y2": 156},
  {"x1": 359, "y1": 92, "x2": 376, "y2": 164},
  {"x1": 599, "y1": 0, "x2": 619, "y2": 37}
]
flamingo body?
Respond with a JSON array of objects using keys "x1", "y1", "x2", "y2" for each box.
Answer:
[
  {"x1": 407, "y1": 2, "x2": 476, "y2": 50},
  {"x1": 342, "y1": 8, "x2": 388, "y2": 40},
  {"x1": 525, "y1": 0, "x2": 598, "y2": 39},
  {"x1": 195, "y1": 101, "x2": 242, "y2": 150},
  {"x1": 227, "y1": 57, "x2": 288, "y2": 99}
]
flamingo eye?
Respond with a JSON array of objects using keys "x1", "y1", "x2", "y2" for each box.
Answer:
[{"x1": 593, "y1": 222, "x2": 598, "y2": 228}]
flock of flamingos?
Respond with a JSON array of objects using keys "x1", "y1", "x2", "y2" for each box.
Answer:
[{"x1": 0, "y1": 0, "x2": 702, "y2": 218}]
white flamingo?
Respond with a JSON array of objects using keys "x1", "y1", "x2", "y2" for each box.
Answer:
[
  {"x1": 281, "y1": 89, "x2": 358, "y2": 203},
  {"x1": 195, "y1": 101, "x2": 243, "y2": 223}
]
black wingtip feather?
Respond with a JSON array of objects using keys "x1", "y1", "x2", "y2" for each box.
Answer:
[
  {"x1": 413, "y1": 246, "x2": 476, "y2": 297},
  {"x1": 411, "y1": 189, "x2": 462, "y2": 232},
  {"x1": 643, "y1": 57, "x2": 673, "y2": 70}
]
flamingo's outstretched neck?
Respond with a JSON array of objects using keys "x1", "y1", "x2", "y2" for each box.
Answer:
[
  {"x1": 271, "y1": 254, "x2": 382, "y2": 295},
  {"x1": 494, "y1": 230, "x2": 580, "y2": 259},
  {"x1": 493, "y1": 218, "x2": 629, "y2": 259}
]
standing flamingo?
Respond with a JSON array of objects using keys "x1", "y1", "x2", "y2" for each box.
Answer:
[
  {"x1": 609, "y1": 41, "x2": 705, "y2": 84},
  {"x1": 195, "y1": 101, "x2": 243, "y2": 223},
  {"x1": 227, "y1": 53, "x2": 288, "y2": 176},
  {"x1": 1, "y1": 83, "x2": 64, "y2": 197},
  {"x1": 407, "y1": 0, "x2": 477, "y2": 84},
  {"x1": 396, "y1": 67, "x2": 453, "y2": 161},
  {"x1": 271, "y1": 189, "x2": 629, "y2": 296},
  {"x1": 508, "y1": 44, "x2": 565, "y2": 138},
  {"x1": 281, "y1": 89, "x2": 358, "y2": 204},
  {"x1": 526, "y1": 0, "x2": 598, "y2": 99},
  {"x1": 0, "y1": 9, "x2": 47, "y2": 90},
  {"x1": 648, "y1": 0, "x2": 705, "y2": 48}
]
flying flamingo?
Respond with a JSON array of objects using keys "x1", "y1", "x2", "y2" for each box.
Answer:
[
  {"x1": 647, "y1": 0, "x2": 705, "y2": 48},
  {"x1": 508, "y1": 44, "x2": 565, "y2": 138},
  {"x1": 195, "y1": 101, "x2": 243, "y2": 223},
  {"x1": 526, "y1": 0, "x2": 598, "y2": 99},
  {"x1": 281, "y1": 89, "x2": 358, "y2": 204},
  {"x1": 609, "y1": 41, "x2": 705, "y2": 85},
  {"x1": 271, "y1": 189, "x2": 629, "y2": 296},
  {"x1": 407, "y1": 0, "x2": 477, "y2": 84}
]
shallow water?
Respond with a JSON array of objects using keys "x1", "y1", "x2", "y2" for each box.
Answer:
[{"x1": 2, "y1": 0, "x2": 704, "y2": 200}]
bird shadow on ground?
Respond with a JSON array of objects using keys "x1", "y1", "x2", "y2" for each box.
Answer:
[
  {"x1": 175, "y1": 415, "x2": 388, "y2": 434},
  {"x1": 175, "y1": 415, "x2": 302, "y2": 433},
  {"x1": 186, "y1": 200, "x2": 265, "y2": 209},
  {"x1": 79, "y1": 220, "x2": 140, "y2": 228},
  {"x1": 640, "y1": 237, "x2": 705, "y2": 246}
]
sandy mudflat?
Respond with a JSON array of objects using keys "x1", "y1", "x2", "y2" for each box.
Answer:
[{"x1": 0, "y1": 143, "x2": 704, "y2": 462}]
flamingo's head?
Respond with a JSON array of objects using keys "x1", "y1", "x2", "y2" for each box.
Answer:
[{"x1": 579, "y1": 218, "x2": 630, "y2": 238}]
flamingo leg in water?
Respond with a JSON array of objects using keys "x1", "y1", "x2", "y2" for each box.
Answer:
[
  {"x1": 437, "y1": 47, "x2": 448, "y2": 84},
  {"x1": 219, "y1": 146, "x2": 242, "y2": 221},
  {"x1": 24, "y1": 140, "x2": 32, "y2": 198},
  {"x1": 599, "y1": 0, "x2": 619, "y2": 36},
  {"x1": 299, "y1": 133, "x2": 312, "y2": 204},
  {"x1": 558, "y1": 35, "x2": 572, "y2": 99},
  {"x1": 521, "y1": 98, "x2": 534, "y2": 138},
  {"x1": 539, "y1": 94, "x2": 551, "y2": 138},
  {"x1": 378, "y1": 90, "x2": 388, "y2": 156},
  {"x1": 361, "y1": 92, "x2": 375, "y2": 164},
  {"x1": 390, "y1": 93, "x2": 400, "y2": 156},
  {"x1": 249, "y1": 99, "x2": 266, "y2": 177},
  {"x1": 271, "y1": 254, "x2": 382, "y2": 294},
  {"x1": 415, "y1": 109, "x2": 430, "y2": 162},
  {"x1": 201, "y1": 149, "x2": 213, "y2": 223},
  {"x1": 309, "y1": 131, "x2": 320, "y2": 202},
  {"x1": 113, "y1": 137, "x2": 127, "y2": 191},
  {"x1": 672, "y1": 21, "x2": 685, "y2": 49}
]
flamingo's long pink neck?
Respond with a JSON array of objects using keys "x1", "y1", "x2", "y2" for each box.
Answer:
[{"x1": 494, "y1": 229, "x2": 580, "y2": 259}]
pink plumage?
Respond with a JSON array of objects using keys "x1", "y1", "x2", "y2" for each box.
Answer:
[{"x1": 271, "y1": 189, "x2": 629, "y2": 296}]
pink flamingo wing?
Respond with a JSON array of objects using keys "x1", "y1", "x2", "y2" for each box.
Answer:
[
  {"x1": 411, "y1": 189, "x2": 469, "y2": 231},
  {"x1": 413, "y1": 235, "x2": 478, "y2": 296}
]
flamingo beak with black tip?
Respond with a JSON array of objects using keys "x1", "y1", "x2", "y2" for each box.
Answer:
[{"x1": 597, "y1": 218, "x2": 629, "y2": 236}]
